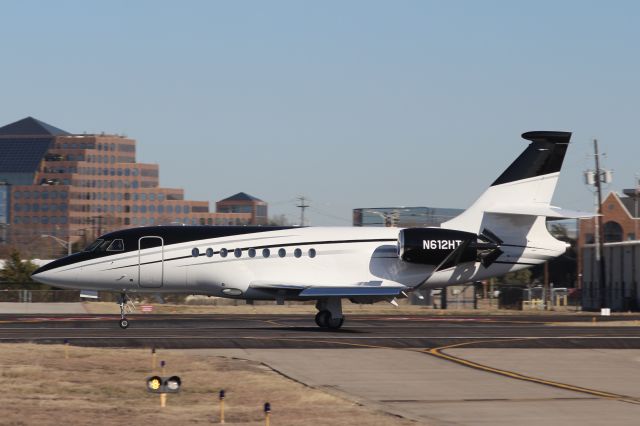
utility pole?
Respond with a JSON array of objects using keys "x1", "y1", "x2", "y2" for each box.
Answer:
[
  {"x1": 593, "y1": 139, "x2": 608, "y2": 310},
  {"x1": 296, "y1": 196, "x2": 309, "y2": 227}
]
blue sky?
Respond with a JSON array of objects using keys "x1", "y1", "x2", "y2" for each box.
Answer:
[{"x1": 1, "y1": 1, "x2": 639, "y2": 224}]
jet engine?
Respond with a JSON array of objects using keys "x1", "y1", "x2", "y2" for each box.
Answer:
[{"x1": 398, "y1": 228, "x2": 504, "y2": 269}]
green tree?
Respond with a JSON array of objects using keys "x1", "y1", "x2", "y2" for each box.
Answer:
[
  {"x1": 0, "y1": 250, "x2": 38, "y2": 284},
  {"x1": 268, "y1": 214, "x2": 290, "y2": 226},
  {"x1": 499, "y1": 269, "x2": 532, "y2": 285}
]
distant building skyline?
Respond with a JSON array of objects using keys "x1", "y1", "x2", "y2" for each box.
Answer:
[
  {"x1": 353, "y1": 206, "x2": 463, "y2": 228},
  {"x1": 0, "y1": 117, "x2": 266, "y2": 254}
]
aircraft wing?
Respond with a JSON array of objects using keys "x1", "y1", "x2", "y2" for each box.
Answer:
[{"x1": 249, "y1": 281, "x2": 406, "y2": 298}]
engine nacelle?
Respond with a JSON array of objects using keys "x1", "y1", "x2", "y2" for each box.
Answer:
[{"x1": 398, "y1": 228, "x2": 478, "y2": 265}]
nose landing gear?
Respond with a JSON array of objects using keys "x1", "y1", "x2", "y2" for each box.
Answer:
[{"x1": 118, "y1": 293, "x2": 130, "y2": 329}]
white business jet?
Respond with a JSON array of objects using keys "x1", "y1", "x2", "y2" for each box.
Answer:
[{"x1": 33, "y1": 131, "x2": 578, "y2": 329}]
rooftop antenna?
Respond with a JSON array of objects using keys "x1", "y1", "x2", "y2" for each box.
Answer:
[{"x1": 296, "y1": 196, "x2": 310, "y2": 226}]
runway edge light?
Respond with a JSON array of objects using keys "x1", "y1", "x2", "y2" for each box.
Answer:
[{"x1": 146, "y1": 376, "x2": 181, "y2": 393}]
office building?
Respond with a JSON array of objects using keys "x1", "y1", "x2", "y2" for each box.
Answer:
[
  {"x1": 0, "y1": 117, "x2": 265, "y2": 250},
  {"x1": 216, "y1": 192, "x2": 268, "y2": 225}
]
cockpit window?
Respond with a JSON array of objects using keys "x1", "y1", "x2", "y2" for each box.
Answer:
[
  {"x1": 97, "y1": 240, "x2": 112, "y2": 252},
  {"x1": 106, "y1": 239, "x2": 125, "y2": 252},
  {"x1": 84, "y1": 239, "x2": 104, "y2": 252}
]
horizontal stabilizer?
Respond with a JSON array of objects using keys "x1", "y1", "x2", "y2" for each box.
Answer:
[{"x1": 485, "y1": 205, "x2": 596, "y2": 218}]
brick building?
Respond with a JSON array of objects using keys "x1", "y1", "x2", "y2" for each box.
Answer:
[
  {"x1": 216, "y1": 192, "x2": 268, "y2": 225},
  {"x1": 0, "y1": 117, "x2": 266, "y2": 252},
  {"x1": 579, "y1": 189, "x2": 640, "y2": 310}
]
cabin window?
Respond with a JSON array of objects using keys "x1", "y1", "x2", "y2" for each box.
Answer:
[
  {"x1": 220, "y1": 248, "x2": 228, "y2": 258},
  {"x1": 206, "y1": 248, "x2": 214, "y2": 257},
  {"x1": 308, "y1": 248, "x2": 317, "y2": 258},
  {"x1": 278, "y1": 248, "x2": 286, "y2": 258},
  {"x1": 294, "y1": 248, "x2": 302, "y2": 258},
  {"x1": 234, "y1": 248, "x2": 242, "y2": 258},
  {"x1": 262, "y1": 248, "x2": 270, "y2": 258},
  {"x1": 192, "y1": 248, "x2": 200, "y2": 257},
  {"x1": 107, "y1": 239, "x2": 125, "y2": 252},
  {"x1": 248, "y1": 248, "x2": 256, "y2": 258}
]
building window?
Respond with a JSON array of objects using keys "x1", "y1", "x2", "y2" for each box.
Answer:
[{"x1": 603, "y1": 221, "x2": 623, "y2": 242}]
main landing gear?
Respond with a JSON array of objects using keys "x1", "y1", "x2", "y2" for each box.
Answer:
[
  {"x1": 315, "y1": 298, "x2": 344, "y2": 330},
  {"x1": 118, "y1": 293, "x2": 130, "y2": 329}
]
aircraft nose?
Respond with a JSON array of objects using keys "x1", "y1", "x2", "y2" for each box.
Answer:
[
  {"x1": 31, "y1": 259, "x2": 78, "y2": 288},
  {"x1": 31, "y1": 268, "x2": 55, "y2": 286}
]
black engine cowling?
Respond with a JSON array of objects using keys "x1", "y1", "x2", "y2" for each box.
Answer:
[{"x1": 398, "y1": 228, "x2": 480, "y2": 266}]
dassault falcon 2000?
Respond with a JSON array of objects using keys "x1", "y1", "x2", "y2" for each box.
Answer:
[{"x1": 33, "y1": 131, "x2": 583, "y2": 329}]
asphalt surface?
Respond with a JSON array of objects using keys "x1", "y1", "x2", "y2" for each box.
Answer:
[{"x1": 2, "y1": 313, "x2": 640, "y2": 349}]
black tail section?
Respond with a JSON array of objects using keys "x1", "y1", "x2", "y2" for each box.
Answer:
[{"x1": 491, "y1": 131, "x2": 571, "y2": 186}]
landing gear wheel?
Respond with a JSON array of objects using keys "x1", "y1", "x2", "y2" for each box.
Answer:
[
  {"x1": 327, "y1": 316, "x2": 344, "y2": 330},
  {"x1": 315, "y1": 310, "x2": 331, "y2": 328},
  {"x1": 118, "y1": 292, "x2": 130, "y2": 330}
]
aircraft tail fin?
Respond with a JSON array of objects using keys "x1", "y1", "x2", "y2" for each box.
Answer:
[{"x1": 442, "y1": 131, "x2": 574, "y2": 238}]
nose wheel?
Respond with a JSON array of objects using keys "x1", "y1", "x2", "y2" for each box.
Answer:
[{"x1": 118, "y1": 293, "x2": 130, "y2": 329}]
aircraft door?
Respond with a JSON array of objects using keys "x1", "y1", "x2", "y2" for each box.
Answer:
[{"x1": 138, "y1": 236, "x2": 164, "y2": 288}]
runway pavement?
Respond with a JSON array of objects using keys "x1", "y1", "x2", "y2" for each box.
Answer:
[
  {"x1": 1, "y1": 313, "x2": 640, "y2": 349},
  {"x1": 4, "y1": 313, "x2": 640, "y2": 425}
]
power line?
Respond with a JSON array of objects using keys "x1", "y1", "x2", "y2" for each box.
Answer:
[{"x1": 296, "y1": 196, "x2": 310, "y2": 226}]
